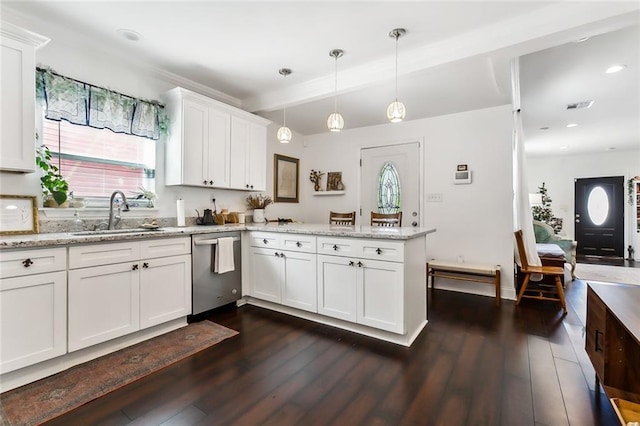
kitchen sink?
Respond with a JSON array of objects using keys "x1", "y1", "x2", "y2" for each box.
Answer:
[{"x1": 70, "y1": 228, "x2": 159, "y2": 236}]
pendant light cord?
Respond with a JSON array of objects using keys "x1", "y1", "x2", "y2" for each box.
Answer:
[
  {"x1": 394, "y1": 33, "x2": 399, "y2": 102},
  {"x1": 334, "y1": 55, "x2": 338, "y2": 112}
]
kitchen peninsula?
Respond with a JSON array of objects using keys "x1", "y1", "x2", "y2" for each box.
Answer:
[{"x1": 0, "y1": 223, "x2": 434, "y2": 391}]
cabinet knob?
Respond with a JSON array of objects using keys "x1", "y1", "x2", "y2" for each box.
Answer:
[
  {"x1": 357, "y1": 261, "x2": 363, "y2": 268},
  {"x1": 143, "y1": 262, "x2": 149, "y2": 269},
  {"x1": 296, "y1": 241, "x2": 302, "y2": 247},
  {"x1": 250, "y1": 185, "x2": 254, "y2": 189},
  {"x1": 376, "y1": 248, "x2": 382, "y2": 255},
  {"x1": 246, "y1": 184, "x2": 250, "y2": 189},
  {"x1": 209, "y1": 180, "x2": 213, "y2": 185},
  {"x1": 333, "y1": 244, "x2": 338, "y2": 251},
  {"x1": 274, "y1": 252, "x2": 279, "y2": 257},
  {"x1": 22, "y1": 258, "x2": 33, "y2": 268},
  {"x1": 595, "y1": 330, "x2": 603, "y2": 352},
  {"x1": 263, "y1": 239, "x2": 268, "y2": 244},
  {"x1": 203, "y1": 180, "x2": 207, "y2": 184},
  {"x1": 132, "y1": 264, "x2": 139, "y2": 270},
  {"x1": 348, "y1": 261, "x2": 355, "y2": 266}
]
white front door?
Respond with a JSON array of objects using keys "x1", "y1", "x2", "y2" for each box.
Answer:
[{"x1": 360, "y1": 142, "x2": 421, "y2": 227}]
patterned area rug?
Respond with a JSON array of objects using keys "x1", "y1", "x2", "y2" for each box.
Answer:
[{"x1": 0, "y1": 321, "x2": 237, "y2": 425}]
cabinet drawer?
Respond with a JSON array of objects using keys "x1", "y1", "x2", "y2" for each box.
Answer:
[
  {"x1": 0, "y1": 247, "x2": 66, "y2": 278},
  {"x1": 281, "y1": 234, "x2": 316, "y2": 253},
  {"x1": 317, "y1": 237, "x2": 359, "y2": 256},
  {"x1": 140, "y1": 237, "x2": 191, "y2": 259},
  {"x1": 249, "y1": 232, "x2": 280, "y2": 248},
  {"x1": 360, "y1": 240, "x2": 404, "y2": 262},
  {"x1": 69, "y1": 241, "x2": 140, "y2": 269}
]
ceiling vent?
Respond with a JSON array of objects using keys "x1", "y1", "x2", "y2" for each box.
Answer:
[{"x1": 566, "y1": 100, "x2": 594, "y2": 110}]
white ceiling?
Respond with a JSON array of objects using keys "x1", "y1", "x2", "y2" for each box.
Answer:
[{"x1": 2, "y1": 1, "x2": 639, "y2": 156}]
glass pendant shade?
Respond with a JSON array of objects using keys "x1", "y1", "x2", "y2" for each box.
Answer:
[
  {"x1": 277, "y1": 126, "x2": 292, "y2": 143},
  {"x1": 386, "y1": 100, "x2": 406, "y2": 123},
  {"x1": 327, "y1": 112, "x2": 344, "y2": 132}
]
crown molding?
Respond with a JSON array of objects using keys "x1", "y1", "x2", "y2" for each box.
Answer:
[{"x1": 0, "y1": 20, "x2": 50, "y2": 48}]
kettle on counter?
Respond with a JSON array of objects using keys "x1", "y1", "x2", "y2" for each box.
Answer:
[{"x1": 195, "y1": 208, "x2": 215, "y2": 225}]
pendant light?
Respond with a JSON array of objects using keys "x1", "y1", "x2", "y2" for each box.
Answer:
[
  {"x1": 276, "y1": 68, "x2": 292, "y2": 143},
  {"x1": 387, "y1": 28, "x2": 406, "y2": 123},
  {"x1": 327, "y1": 49, "x2": 344, "y2": 132}
]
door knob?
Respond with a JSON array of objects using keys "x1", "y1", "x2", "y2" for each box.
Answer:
[{"x1": 412, "y1": 221, "x2": 418, "y2": 226}]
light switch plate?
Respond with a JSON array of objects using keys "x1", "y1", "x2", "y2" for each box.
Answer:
[{"x1": 426, "y1": 193, "x2": 443, "y2": 202}]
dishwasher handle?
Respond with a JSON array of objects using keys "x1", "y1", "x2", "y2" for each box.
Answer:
[{"x1": 194, "y1": 236, "x2": 241, "y2": 246}]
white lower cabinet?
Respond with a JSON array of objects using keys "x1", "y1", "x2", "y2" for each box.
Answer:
[
  {"x1": 317, "y1": 242, "x2": 405, "y2": 334},
  {"x1": 68, "y1": 262, "x2": 140, "y2": 351},
  {"x1": 68, "y1": 237, "x2": 191, "y2": 352},
  {"x1": 249, "y1": 247, "x2": 317, "y2": 313},
  {"x1": 0, "y1": 247, "x2": 67, "y2": 374},
  {"x1": 140, "y1": 254, "x2": 192, "y2": 329},
  {"x1": 0, "y1": 270, "x2": 67, "y2": 374}
]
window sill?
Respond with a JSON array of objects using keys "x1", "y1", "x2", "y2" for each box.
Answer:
[{"x1": 40, "y1": 207, "x2": 159, "y2": 219}]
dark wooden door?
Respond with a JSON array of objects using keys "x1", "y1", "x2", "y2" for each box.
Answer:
[{"x1": 574, "y1": 176, "x2": 624, "y2": 258}]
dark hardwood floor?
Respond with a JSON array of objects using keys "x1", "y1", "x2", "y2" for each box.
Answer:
[{"x1": 45, "y1": 280, "x2": 620, "y2": 425}]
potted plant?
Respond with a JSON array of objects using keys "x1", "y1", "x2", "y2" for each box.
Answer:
[
  {"x1": 131, "y1": 186, "x2": 157, "y2": 208},
  {"x1": 36, "y1": 144, "x2": 69, "y2": 207},
  {"x1": 246, "y1": 193, "x2": 273, "y2": 223}
]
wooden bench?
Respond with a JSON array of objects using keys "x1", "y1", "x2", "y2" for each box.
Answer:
[{"x1": 427, "y1": 260, "x2": 501, "y2": 306}]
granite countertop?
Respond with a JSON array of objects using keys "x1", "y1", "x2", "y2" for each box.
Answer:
[{"x1": 0, "y1": 223, "x2": 436, "y2": 249}]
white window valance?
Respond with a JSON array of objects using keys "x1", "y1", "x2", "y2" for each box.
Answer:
[{"x1": 36, "y1": 68, "x2": 167, "y2": 140}]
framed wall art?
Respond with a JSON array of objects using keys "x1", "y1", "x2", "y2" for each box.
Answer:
[
  {"x1": 326, "y1": 172, "x2": 344, "y2": 191},
  {"x1": 274, "y1": 154, "x2": 299, "y2": 203},
  {"x1": 0, "y1": 195, "x2": 39, "y2": 235}
]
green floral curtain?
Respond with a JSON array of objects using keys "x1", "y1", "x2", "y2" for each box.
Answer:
[{"x1": 36, "y1": 68, "x2": 168, "y2": 140}]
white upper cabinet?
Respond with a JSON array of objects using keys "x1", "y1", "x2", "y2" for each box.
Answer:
[
  {"x1": 0, "y1": 23, "x2": 49, "y2": 172},
  {"x1": 229, "y1": 116, "x2": 267, "y2": 191},
  {"x1": 163, "y1": 87, "x2": 269, "y2": 190}
]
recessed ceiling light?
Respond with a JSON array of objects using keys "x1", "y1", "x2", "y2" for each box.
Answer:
[
  {"x1": 575, "y1": 36, "x2": 590, "y2": 43},
  {"x1": 117, "y1": 29, "x2": 142, "y2": 42},
  {"x1": 566, "y1": 123, "x2": 578, "y2": 128},
  {"x1": 559, "y1": 146, "x2": 568, "y2": 150},
  {"x1": 607, "y1": 147, "x2": 616, "y2": 151},
  {"x1": 539, "y1": 126, "x2": 550, "y2": 131},
  {"x1": 605, "y1": 64, "x2": 627, "y2": 74}
]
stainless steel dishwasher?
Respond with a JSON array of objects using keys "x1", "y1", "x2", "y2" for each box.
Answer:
[{"x1": 191, "y1": 232, "x2": 242, "y2": 315}]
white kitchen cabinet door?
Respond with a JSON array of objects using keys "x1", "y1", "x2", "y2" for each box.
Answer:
[
  {"x1": 357, "y1": 259, "x2": 404, "y2": 334},
  {"x1": 229, "y1": 117, "x2": 266, "y2": 191},
  {"x1": 0, "y1": 271, "x2": 66, "y2": 374},
  {"x1": 0, "y1": 36, "x2": 36, "y2": 172},
  {"x1": 140, "y1": 254, "x2": 191, "y2": 329},
  {"x1": 165, "y1": 93, "x2": 231, "y2": 188},
  {"x1": 68, "y1": 262, "x2": 140, "y2": 352},
  {"x1": 282, "y1": 250, "x2": 317, "y2": 313},
  {"x1": 181, "y1": 98, "x2": 210, "y2": 186},
  {"x1": 317, "y1": 255, "x2": 357, "y2": 322},
  {"x1": 249, "y1": 247, "x2": 281, "y2": 303}
]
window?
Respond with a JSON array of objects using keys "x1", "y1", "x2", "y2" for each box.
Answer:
[
  {"x1": 377, "y1": 162, "x2": 401, "y2": 213},
  {"x1": 42, "y1": 118, "x2": 155, "y2": 205}
]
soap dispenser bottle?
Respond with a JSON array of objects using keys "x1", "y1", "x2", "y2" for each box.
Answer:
[{"x1": 72, "y1": 210, "x2": 84, "y2": 232}]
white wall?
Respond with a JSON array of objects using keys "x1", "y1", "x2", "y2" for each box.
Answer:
[
  {"x1": 527, "y1": 148, "x2": 640, "y2": 251},
  {"x1": 303, "y1": 105, "x2": 516, "y2": 298}
]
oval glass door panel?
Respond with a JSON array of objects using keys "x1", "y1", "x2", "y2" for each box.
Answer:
[{"x1": 587, "y1": 186, "x2": 608, "y2": 225}]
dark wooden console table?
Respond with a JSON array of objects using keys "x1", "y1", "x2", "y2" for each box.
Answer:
[{"x1": 585, "y1": 282, "x2": 640, "y2": 406}]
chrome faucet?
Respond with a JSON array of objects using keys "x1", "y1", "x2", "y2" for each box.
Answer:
[{"x1": 108, "y1": 190, "x2": 130, "y2": 230}]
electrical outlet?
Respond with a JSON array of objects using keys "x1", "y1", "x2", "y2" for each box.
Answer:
[{"x1": 426, "y1": 193, "x2": 443, "y2": 202}]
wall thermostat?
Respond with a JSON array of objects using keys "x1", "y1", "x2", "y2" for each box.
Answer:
[{"x1": 453, "y1": 170, "x2": 472, "y2": 184}]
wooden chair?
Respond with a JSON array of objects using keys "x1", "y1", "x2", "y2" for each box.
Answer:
[
  {"x1": 514, "y1": 230, "x2": 566, "y2": 313},
  {"x1": 329, "y1": 211, "x2": 356, "y2": 225},
  {"x1": 370, "y1": 211, "x2": 402, "y2": 227}
]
